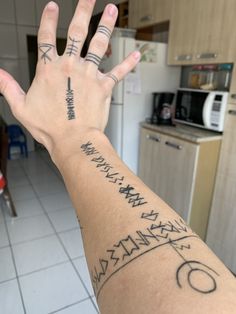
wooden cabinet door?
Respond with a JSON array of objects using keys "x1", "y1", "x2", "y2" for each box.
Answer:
[
  {"x1": 138, "y1": 128, "x2": 163, "y2": 190},
  {"x1": 168, "y1": 0, "x2": 234, "y2": 65},
  {"x1": 158, "y1": 134, "x2": 198, "y2": 221},
  {"x1": 139, "y1": 128, "x2": 198, "y2": 222},
  {"x1": 129, "y1": 0, "x2": 172, "y2": 29},
  {"x1": 206, "y1": 104, "x2": 236, "y2": 273},
  {"x1": 168, "y1": 0, "x2": 198, "y2": 65}
]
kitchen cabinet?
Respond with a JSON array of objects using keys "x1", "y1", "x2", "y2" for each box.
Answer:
[
  {"x1": 206, "y1": 104, "x2": 236, "y2": 273},
  {"x1": 128, "y1": 0, "x2": 172, "y2": 29},
  {"x1": 168, "y1": 0, "x2": 236, "y2": 65},
  {"x1": 139, "y1": 125, "x2": 222, "y2": 240}
]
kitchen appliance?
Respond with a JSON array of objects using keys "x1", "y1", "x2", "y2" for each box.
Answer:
[
  {"x1": 152, "y1": 92, "x2": 175, "y2": 125},
  {"x1": 99, "y1": 30, "x2": 181, "y2": 174},
  {"x1": 174, "y1": 88, "x2": 228, "y2": 132}
]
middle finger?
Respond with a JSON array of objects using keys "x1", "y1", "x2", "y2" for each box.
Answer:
[{"x1": 64, "y1": 0, "x2": 96, "y2": 58}]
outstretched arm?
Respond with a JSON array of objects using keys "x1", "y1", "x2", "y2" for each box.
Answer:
[{"x1": 0, "y1": 1, "x2": 236, "y2": 313}]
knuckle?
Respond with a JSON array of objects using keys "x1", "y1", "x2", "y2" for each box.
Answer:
[
  {"x1": 91, "y1": 36, "x2": 107, "y2": 51},
  {"x1": 69, "y1": 24, "x2": 88, "y2": 40},
  {"x1": 38, "y1": 30, "x2": 54, "y2": 43}
]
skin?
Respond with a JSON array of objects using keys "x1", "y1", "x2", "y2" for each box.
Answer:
[{"x1": 0, "y1": 1, "x2": 236, "y2": 313}]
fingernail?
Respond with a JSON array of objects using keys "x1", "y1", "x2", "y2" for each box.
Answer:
[
  {"x1": 47, "y1": 1, "x2": 57, "y2": 10},
  {"x1": 133, "y1": 51, "x2": 141, "y2": 60},
  {"x1": 107, "y1": 4, "x2": 117, "y2": 17}
]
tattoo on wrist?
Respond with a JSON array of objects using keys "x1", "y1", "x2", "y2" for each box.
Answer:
[
  {"x1": 107, "y1": 73, "x2": 118, "y2": 84},
  {"x1": 81, "y1": 141, "x2": 219, "y2": 298},
  {"x1": 66, "y1": 77, "x2": 76, "y2": 120},
  {"x1": 66, "y1": 36, "x2": 81, "y2": 56},
  {"x1": 97, "y1": 25, "x2": 112, "y2": 39},
  {"x1": 38, "y1": 43, "x2": 55, "y2": 64},
  {"x1": 85, "y1": 52, "x2": 102, "y2": 66}
]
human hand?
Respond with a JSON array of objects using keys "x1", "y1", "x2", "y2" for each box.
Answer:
[{"x1": 0, "y1": 0, "x2": 140, "y2": 156}]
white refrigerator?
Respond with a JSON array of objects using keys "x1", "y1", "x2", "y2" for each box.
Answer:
[{"x1": 100, "y1": 33, "x2": 181, "y2": 174}]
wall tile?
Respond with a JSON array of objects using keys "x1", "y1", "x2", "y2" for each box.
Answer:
[
  {"x1": 0, "y1": 0, "x2": 15, "y2": 24},
  {"x1": 0, "y1": 25, "x2": 18, "y2": 58},
  {"x1": 15, "y1": 0, "x2": 37, "y2": 26}
]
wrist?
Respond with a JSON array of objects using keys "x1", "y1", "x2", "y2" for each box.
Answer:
[{"x1": 49, "y1": 127, "x2": 110, "y2": 171}]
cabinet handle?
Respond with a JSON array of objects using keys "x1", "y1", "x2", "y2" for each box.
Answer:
[
  {"x1": 231, "y1": 94, "x2": 236, "y2": 100},
  {"x1": 228, "y1": 109, "x2": 236, "y2": 116},
  {"x1": 165, "y1": 141, "x2": 182, "y2": 150},
  {"x1": 146, "y1": 134, "x2": 161, "y2": 142},
  {"x1": 196, "y1": 52, "x2": 218, "y2": 59},
  {"x1": 175, "y1": 54, "x2": 192, "y2": 61},
  {"x1": 140, "y1": 15, "x2": 153, "y2": 22}
]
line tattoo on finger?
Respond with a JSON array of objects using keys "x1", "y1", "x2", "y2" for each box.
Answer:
[
  {"x1": 107, "y1": 73, "x2": 118, "y2": 84},
  {"x1": 97, "y1": 25, "x2": 112, "y2": 39},
  {"x1": 38, "y1": 43, "x2": 55, "y2": 64},
  {"x1": 66, "y1": 77, "x2": 76, "y2": 120},
  {"x1": 66, "y1": 36, "x2": 81, "y2": 56},
  {"x1": 85, "y1": 52, "x2": 102, "y2": 66}
]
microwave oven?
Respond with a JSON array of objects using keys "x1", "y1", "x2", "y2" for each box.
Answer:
[{"x1": 174, "y1": 88, "x2": 228, "y2": 132}]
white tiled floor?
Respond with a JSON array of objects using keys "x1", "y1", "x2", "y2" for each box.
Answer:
[{"x1": 0, "y1": 151, "x2": 99, "y2": 314}]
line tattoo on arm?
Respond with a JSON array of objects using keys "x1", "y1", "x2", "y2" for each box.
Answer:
[
  {"x1": 66, "y1": 77, "x2": 76, "y2": 120},
  {"x1": 80, "y1": 142, "x2": 219, "y2": 298},
  {"x1": 85, "y1": 52, "x2": 102, "y2": 66},
  {"x1": 38, "y1": 43, "x2": 55, "y2": 64},
  {"x1": 97, "y1": 25, "x2": 112, "y2": 39},
  {"x1": 66, "y1": 36, "x2": 81, "y2": 56}
]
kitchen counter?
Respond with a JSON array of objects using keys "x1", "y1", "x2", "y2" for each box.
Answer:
[{"x1": 141, "y1": 122, "x2": 222, "y2": 144}]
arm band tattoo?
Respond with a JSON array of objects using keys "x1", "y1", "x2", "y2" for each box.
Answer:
[
  {"x1": 66, "y1": 77, "x2": 76, "y2": 120},
  {"x1": 85, "y1": 52, "x2": 102, "y2": 66},
  {"x1": 97, "y1": 25, "x2": 112, "y2": 39},
  {"x1": 66, "y1": 36, "x2": 80, "y2": 56},
  {"x1": 107, "y1": 73, "x2": 118, "y2": 84},
  {"x1": 38, "y1": 43, "x2": 55, "y2": 64}
]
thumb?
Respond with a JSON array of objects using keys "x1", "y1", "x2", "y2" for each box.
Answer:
[{"x1": 0, "y1": 69, "x2": 25, "y2": 115}]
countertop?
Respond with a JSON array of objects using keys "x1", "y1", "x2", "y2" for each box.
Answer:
[{"x1": 141, "y1": 122, "x2": 223, "y2": 144}]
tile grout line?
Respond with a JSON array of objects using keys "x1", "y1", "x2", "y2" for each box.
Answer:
[
  {"x1": 48, "y1": 296, "x2": 91, "y2": 314},
  {"x1": 1, "y1": 199, "x2": 27, "y2": 314},
  {"x1": 20, "y1": 152, "x2": 99, "y2": 313}
]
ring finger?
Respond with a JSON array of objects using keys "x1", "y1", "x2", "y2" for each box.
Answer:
[{"x1": 85, "y1": 4, "x2": 118, "y2": 70}]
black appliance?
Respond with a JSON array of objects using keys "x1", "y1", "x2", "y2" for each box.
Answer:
[{"x1": 151, "y1": 92, "x2": 175, "y2": 125}]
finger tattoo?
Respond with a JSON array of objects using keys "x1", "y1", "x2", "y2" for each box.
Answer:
[
  {"x1": 97, "y1": 25, "x2": 112, "y2": 39},
  {"x1": 107, "y1": 73, "x2": 119, "y2": 84},
  {"x1": 38, "y1": 43, "x2": 55, "y2": 64},
  {"x1": 66, "y1": 36, "x2": 81, "y2": 56},
  {"x1": 85, "y1": 52, "x2": 102, "y2": 66}
]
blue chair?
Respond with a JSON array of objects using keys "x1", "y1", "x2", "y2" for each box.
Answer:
[{"x1": 7, "y1": 124, "x2": 28, "y2": 159}]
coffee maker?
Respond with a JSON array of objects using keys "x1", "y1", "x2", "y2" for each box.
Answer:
[{"x1": 151, "y1": 92, "x2": 175, "y2": 125}]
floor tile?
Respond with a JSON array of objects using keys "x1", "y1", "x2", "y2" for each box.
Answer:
[
  {"x1": 0, "y1": 247, "x2": 16, "y2": 282},
  {"x1": 20, "y1": 262, "x2": 88, "y2": 314},
  {"x1": 33, "y1": 180, "x2": 66, "y2": 197},
  {"x1": 40, "y1": 192, "x2": 73, "y2": 213},
  {"x1": 59, "y1": 228, "x2": 85, "y2": 259},
  {"x1": 54, "y1": 299, "x2": 98, "y2": 314},
  {"x1": 7, "y1": 214, "x2": 54, "y2": 244},
  {"x1": 9, "y1": 184, "x2": 37, "y2": 202},
  {"x1": 13, "y1": 235, "x2": 68, "y2": 276},
  {"x1": 7, "y1": 166, "x2": 25, "y2": 179},
  {"x1": 73, "y1": 257, "x2": 94, "y2": 296},
  {"x1": 0, "y1": 222, "x2": 9, "y2": 248},
  {"x1": 48, "y1": 208, "x2": 79, "y2": 232},
  {"x1": 5, "y1": 198, "x2": 44, "y2": 220},
  {"x1": 29, "y1": 171, "x2": 60, "y2": 185},
  {"x1": 0, "y1": 279, "x2": 24, "y2": 314},
  {"x1": 8, "y1": 175, "x2": 30, "y2": 188}
]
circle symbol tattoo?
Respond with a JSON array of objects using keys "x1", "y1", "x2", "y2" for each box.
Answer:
[{"x1": 176, "y1": 261, "x2": 219, "y2": 294}]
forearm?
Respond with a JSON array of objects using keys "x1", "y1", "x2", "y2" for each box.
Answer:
[{"x1": 53, "y1": 130, "x2": 236, "y2": 314}]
